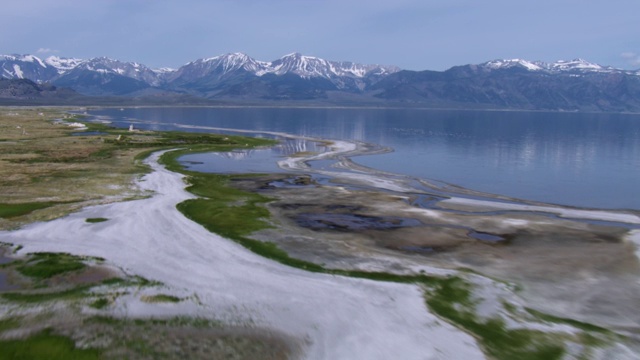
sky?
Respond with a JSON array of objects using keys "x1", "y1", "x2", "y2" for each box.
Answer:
[{"x1": 1, "y1": 0, "x2": 639, "y2": 71}]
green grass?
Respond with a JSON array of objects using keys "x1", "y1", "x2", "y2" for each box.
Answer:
[
  {"x1": 85, "y1": 217, "x2": 108, "y2": 223},
  {"x1": 130, "y1": 275, "x2": 162, "y2": 287},
  {"x1": 1, "y1": 285, "x2": 93, "y2": 303},
  {"x1": 0, "y1": 202, "x2": 55, "y2": 218},
  {"x1": 525, "y1": 308, "x2": 611, "y2": 334},
  {"x1": 81, "y1": 121, "x2": 111, "y2": 132},
  {"x1": 89, "y1": 298, "x2": 110, "y2": 309},
  {"x1": 17, "y1": 253, "x2": 86, "y2": 279},
  {"x1": 425, "y1": 277, "x2": 565, "y2": 360},
  {"x1": 0, "y1": 329, "x2": 101, "y2": 360},
  {"x1": 88, "y1": 148, "x2": 113, "y2": 159},
  {"x1": 86, "y1": 315, "x2": 222, "y2": 329},
  {"x1": 174, "y1": 173, "x2": 328, "y2": 272},
  {"x1": 0, "y1": 317, "x2": 21, "y2": 333},
  {"x1": 141, "y1": 294, "x2": 182, "y2": 303}
]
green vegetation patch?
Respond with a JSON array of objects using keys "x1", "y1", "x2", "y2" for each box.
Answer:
[
  {"x1": 177, "y1": 193, "x2": 271, "y2": 239},
  {"x1": 1, "y1": 285, "x2": 93, "y2": 303},
  {"x1": 0, "y1": 317, "x2": 21, "y2": 333},
  {"x1": 174, "y1": 173, "x2": 329, "y2": 272},
  {"x1": 17, "y1": 252, "x2": 86, "y2": 279},
  {"x1": 425, "y1": 277, "x2": 565, "y2": 360},
  {"x1": 140, "y1": 294, "x2": 182, "y2": 303},
  {"x1": 525, "y1": 308, "x2": 611, "y2": 334},
  {"x1": 89, "y1": 297, "x2": 110, "y2": 309},
  {"x1": 88, "y1": 148, "x2": 113, "y2": 159},
  {"x1": 0, "y1": 202, "x2": 55, "y2": 219},
  {"x1": 0, "y1": 329, "x2": 101, "y2": 360},
  {"x1": 85, "y1": 217, "x2": 108, "y2": 223},
  {"x1": 0, "y1": 275, "x2": 146, "y2": 304}
]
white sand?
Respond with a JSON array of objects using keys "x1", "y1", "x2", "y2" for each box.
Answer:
[
  {"x1": 626, "y1": 230, "x2": 640, "y2": 261},
  {"x1": 442, "y1": 197, "x2": 640, "y2": 224},
  {"x1": 0, "y1": 151, "x2": 484, "y2": 360}
]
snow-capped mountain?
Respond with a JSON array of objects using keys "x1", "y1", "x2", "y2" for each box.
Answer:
[
  {"x1": 263, "y1": 53, "x2": 399, "y2": 90},
  {"x1": 59, "y1": 57, "x2": 162, "y2": 86},
  {"x1": 481, "y1": 58, "x2": 624, "y2": 74},
  {"x1": 167, "y1": 52, "x2": 400, "y2": 91},
  {"x1": 266, "y1": 52, "x2": 398, "y2": 79},
  {"x1": 52, "y1": 58, "x2": 159, "y2": 96},
  {"x1": 371, "y1": 58, "x2": 640, "y2": 112},
  {"x1": 2, "y1": 52, "x2": 640, "y2": 111},
  {"x1": 44, "y1": 56, "x2": 84, "y2": 74},
  {"x1": 1, "y1": 54, "x2": 60, "y2": 82},
  {"x1": 166, "y1": 52, "x2": 267, "y2": 87}
]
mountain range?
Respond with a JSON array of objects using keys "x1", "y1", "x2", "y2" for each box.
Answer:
[{"x1": 2, "y1": 53, "x2": 640, "y2": 111}]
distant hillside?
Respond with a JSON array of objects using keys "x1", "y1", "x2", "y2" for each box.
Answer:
[
  {"x1": 370, "y1": 64, "x2": 640, "y2": 112},
  {"x1": 0, "y1": 78, "x2": 80, "y2": 102}
]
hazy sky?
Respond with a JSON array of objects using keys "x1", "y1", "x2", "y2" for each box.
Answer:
[{"x1": 2, "y1": 0, "x2": 639, "y2": 71}]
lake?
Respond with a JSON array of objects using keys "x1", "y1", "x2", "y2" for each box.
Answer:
[{"x1": 86, "y1": 107, "x2": 640, "y2": 210}]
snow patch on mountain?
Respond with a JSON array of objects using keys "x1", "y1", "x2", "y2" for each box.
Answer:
[
  {"x1": 549, "y1": 59, "x2": 615, "y2": 72},
  {"x1": 45, "y1": 56, "x2": 85, "y2": 74},
  {"x1": 12, "y1": 64, "x2": 24, "y2": 78},
  {"x1": 482, "y1": 58, "x2": 626, "y2": 75},
  {"x1": 68, "y1": 57, "x2": 163, "y2": 85},
  {"x1": 484, "y1": 59, "x2": 543, "y2": 71},
  {"x1": 152, "y1": 67, "x2": 176, "y2": 74},
  {"x1": 261, "y1": 52, "x2": 399, "y2": 79}
]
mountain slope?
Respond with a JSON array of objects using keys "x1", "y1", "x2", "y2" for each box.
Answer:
[
  {"x1": 0, "y1": 78, "x2": 80, "y2": 101},
  {"x1": 369, "y1": 61, "x2": 640, "y2": 111},
  {"x1": 165, "y1": 52, "x2": 399, "y2": 96},
  {"x1": 1, "y1": 52, "x2": 639, "y2": 111},
  {"x1": 0, "y1": 55, "x2": 59, "y2": 82},
  {"x1": 52, "y1": 57, "x2": 159, "y2": 96}
]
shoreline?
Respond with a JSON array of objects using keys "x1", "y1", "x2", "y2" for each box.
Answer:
[
  {"x1": 58, "y1": 104, "x2": 640, "y2": 116},
  {"x1": 270, "y1": 134, "x2": 640, "y2": 226},
  {"x1": 93, "y1": 111, "x2": 640, "y2": 216},
  {"x1": 2, "y1": 109, "x2": 639, "y2": 358},
  {"x1": 0, "y1": 150, "x2": 485, "y2": 360}
]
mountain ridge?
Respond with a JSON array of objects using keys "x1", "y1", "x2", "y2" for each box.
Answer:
[{"x1": 2, "y1": 52, "x2": 640, "y2": 111}]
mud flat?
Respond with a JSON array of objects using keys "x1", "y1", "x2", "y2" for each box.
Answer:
[{"x1": 245, "y1": 135, "x2": 640, "y2": 336}]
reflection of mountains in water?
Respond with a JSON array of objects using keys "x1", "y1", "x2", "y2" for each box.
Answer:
[{"x1": 216, "y1": 139, "x2": 323, "y2": 160}]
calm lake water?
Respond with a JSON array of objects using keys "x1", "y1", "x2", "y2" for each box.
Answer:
[{"x1": 87, "y1": 107, "x2": 640, "y2": 210}]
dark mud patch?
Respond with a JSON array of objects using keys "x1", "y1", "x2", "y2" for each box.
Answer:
[
  {"x1": 275, "y1": 203, "x2": 316, "y2": 211},
  {"x1": 392, "y1": 245, "x2": 437, "y2": 253},
  {"x1": 467, "y1": 230, "x2": 507, "y2": 243},
  {"x1": 294, "y1": 213, "x2": 422, "y2": 232},
  {"x1": 48, "y1": 266, "x2": 120, "y2": 288},
  {"x1": 0, "y1": 248, "x2": 15, "y2": 265},
  {"x1": 0, "y1": 271, "x2": 21, "y2": 291},
  {"x1": 268, "y1": 175, "x2": 317, "y2": 188},
  {"x1": 100, "y1": 326, "x2": 296, "y2": 360},
  {"x1": 228, "y1": 174, "x2": 290, "y2": 191},
  {"x1": 0, "y1": 247, "x2": 23, "y2": 291}
]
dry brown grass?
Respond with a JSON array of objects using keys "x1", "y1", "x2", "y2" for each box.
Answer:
[{"x1": 0, "y1": 108, "x2": 157, "y2": 229}]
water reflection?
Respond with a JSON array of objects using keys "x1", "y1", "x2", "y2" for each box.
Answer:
[
  {"x1": 87, "y1": 107, "x2": 640, "y2": 210},
  {"x1": 180, "y1": 137, "x2": 325, "y2": 174}
]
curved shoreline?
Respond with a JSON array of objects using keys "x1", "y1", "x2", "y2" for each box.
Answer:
[
  {"x1": 117, "y1": 119, "x2": 640, "y2": 226},
  {"x1": 3, "y1": 112, "x2": 640, "y2": 357},
  {"x1": 0, "y1": 150, "x2": 485, "y2": 360},
  {"x1": 273, "y1": 133, "x2": 640, "y2": 226}
]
